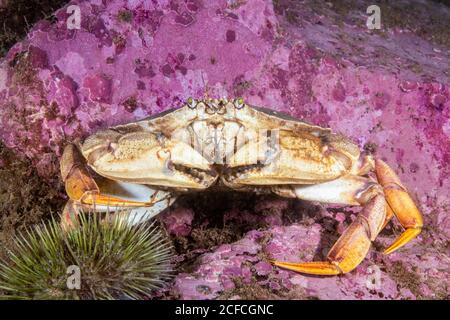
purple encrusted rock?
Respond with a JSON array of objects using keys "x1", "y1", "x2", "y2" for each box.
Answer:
[{"x1": 161, "y1": 207, "x2": 195, "y2": 237}]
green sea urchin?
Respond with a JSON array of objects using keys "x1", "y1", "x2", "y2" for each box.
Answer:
[{"x1": 0, "y1": 212, "x2": 174, "y2": 300}]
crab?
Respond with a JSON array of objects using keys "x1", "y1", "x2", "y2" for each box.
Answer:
[{"x1": 60, "y1": 98, "x2": 423, "y2": 276}]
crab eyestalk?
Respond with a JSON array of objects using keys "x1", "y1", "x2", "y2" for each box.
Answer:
[{"x1": 0, "y1": 210, "x2": 175, "y2": 300}]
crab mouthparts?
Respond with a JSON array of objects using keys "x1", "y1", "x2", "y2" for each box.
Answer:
[
  {"x1": 172, "y1": 163, "x2": 219, "y2": 186},
  {"x1": 224, "y1": 162, "x2": 266, "y2": 178}
]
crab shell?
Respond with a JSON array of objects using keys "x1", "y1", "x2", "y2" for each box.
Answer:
[
  {"x1": 71, "y1": 98, "x2": 364, "y2": 190},
  {"x1": 60, "y1": 98, "x2": 423, "y2": 276}
]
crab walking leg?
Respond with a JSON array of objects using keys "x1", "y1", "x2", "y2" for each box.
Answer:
[
  {"x1": 375, "y1": 159, "x2": 423, "y2": 254},
  {"x1": 272, "y1": 176, "x2": 387, "y2": 275}
]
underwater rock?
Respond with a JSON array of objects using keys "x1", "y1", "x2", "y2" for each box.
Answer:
[
  {"x1": 0, "y1": 0, "x2": 449, "y2": 299},
  {"x1": 162, "y1": 207, "x2": 195, "y2": 237},
  {"x1": 170, "y1": 217, "x2": 449, "y2": 300}
]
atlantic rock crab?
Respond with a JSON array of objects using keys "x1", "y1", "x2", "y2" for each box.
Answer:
[{"x1": 60, "y1": 98, "x2": 423, "y2": 276}]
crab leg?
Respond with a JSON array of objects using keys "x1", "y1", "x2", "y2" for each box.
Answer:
[
  {"x1": 375, "y1": 159, "x2": 423, "y2": 254},
  {"x1": 272, "y1": 175, "x2": 387, "y2": 275}
]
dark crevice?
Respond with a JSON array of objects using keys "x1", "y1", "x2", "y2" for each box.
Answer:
[{"x1": 0, "y1": 0, "x2": 70, "y2": 57}]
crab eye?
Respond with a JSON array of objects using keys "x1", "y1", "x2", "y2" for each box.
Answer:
[
  {"x1": 187, "y1": 97, "x2": 197, "y2": 109},
  {"x1": 233, "y1": 98, "x2": 245, "y2": 109}
]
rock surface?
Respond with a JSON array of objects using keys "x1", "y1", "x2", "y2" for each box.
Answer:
[{"x1": 0, "y1": 0, "x2": 449, "y2": 299}]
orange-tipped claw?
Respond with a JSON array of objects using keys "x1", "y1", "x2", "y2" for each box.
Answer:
[
  {"x1": 271, "y1": 260, "x2": 342, "y2": 275},
  {"x1": 61, "y1": 144, "x2": 160, "y2": 208},
  {"x1": 60, "y1": 143, "x2": 174, "y2": 232},
  {"x1": 375, "y1": 159, "x2": 423, "y2": 254}
]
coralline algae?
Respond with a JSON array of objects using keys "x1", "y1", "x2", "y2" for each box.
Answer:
[{"x1": 0, "y1": 0, "x2": 449, "y2": 299}]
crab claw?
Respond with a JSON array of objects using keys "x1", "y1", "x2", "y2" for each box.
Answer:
[
  {"x1": 81, "y1": 130, "x2": 217, "y2": 189},
  {"x1": 61, "y1": 143, "x2": 100, "y2": 201},
  {"x1": 226, "y1": 130, "x2": 353, "y2": 186},
  {"x1": 61, "y1": 143, "x2": 165, "y2": 207},
  {"x1": 61, "y1": 143, "x2": 176, "y2": 229}
]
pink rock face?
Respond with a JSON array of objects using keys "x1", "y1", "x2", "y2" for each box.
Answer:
[{"x1": 0, "y1": 0, "x2": 449, "y2": 299}]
